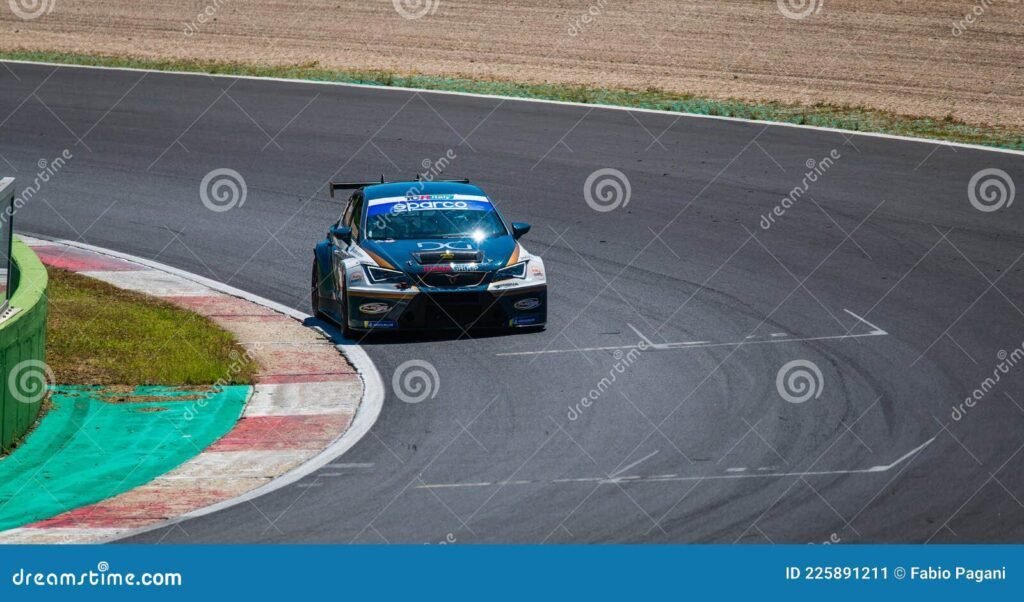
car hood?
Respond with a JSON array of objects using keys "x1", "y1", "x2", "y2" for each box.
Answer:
[{"x1": 359, "y1": 236, "x2": 517, "y2": 274}]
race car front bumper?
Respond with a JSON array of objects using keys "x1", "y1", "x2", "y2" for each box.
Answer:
[{"x1": 346, "y1": 285, "x2": 547, "y2": 332}]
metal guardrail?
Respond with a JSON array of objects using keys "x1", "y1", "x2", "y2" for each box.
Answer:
[{"x1": 0, "y1": 177, "x2": 14, "y2": 316}]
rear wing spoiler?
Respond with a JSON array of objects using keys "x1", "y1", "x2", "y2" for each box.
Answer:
[{"x1": 328, "y1": 176, "x2": 471, "y2": 197}]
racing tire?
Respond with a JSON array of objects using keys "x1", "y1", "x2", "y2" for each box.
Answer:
[
  {"x1": 339, "y1": 285, "x2": 356, "y2": 341},
  {"x1": 312, "y1": 260, "x2": 357, "y2": 339},
  {"x1": 311, "y1": 261, "x2": 328, "y2": 321}
]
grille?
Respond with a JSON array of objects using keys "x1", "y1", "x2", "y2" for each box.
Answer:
[
  {"x1": 428, "y1": 293, "x2": 487, "y2": 324},
  {"x1": 417, "y1": 271, "x2": 488, "y2": 288}
]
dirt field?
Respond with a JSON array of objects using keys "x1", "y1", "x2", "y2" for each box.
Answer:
[{"x1": 2, "y1": 0, "x2": 1023, "y2": 129}]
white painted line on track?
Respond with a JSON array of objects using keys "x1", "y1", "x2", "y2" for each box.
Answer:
[
  {"x1": 497, "y1": 308, "x2": 888, "y2": 357},
  {"x1": 3, "y1": 59, "x2": 1023, "y2": 157},
  {"x1": 843, "y1": 308, "x2": 888, "y2": 335},
  {"x1": 415, "y1": 437, "x2": 936, "y2": 490},
  {"x1": 19, "y1": 234, "x2": 385, "y2": 541},
  {"x1": 608, "y1": 450, "x2": 660, "y2": 479}
]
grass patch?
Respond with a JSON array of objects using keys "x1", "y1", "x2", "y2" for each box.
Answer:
[
  {"x1": 2, "y1": 49, "x2": 1022, "y2": 151},
  {"x1": 45, "y1": 267, "x2": 258, "y2": 386}
]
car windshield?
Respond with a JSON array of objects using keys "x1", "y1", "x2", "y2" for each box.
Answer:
[{"x1": 364, "y1": 197, "x2": 508, "y2": 240}]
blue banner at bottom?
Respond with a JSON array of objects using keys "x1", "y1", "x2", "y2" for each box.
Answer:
[{"x1": 0, "y1": 545, "x2": 1019, "y2": 600}]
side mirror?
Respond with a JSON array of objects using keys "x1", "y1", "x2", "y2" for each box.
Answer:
[
  {"x1": 511, "y1": 222, "x2": 531, "y2": 240},
  {"x1": 330, "y1": 225, "x2": 352, "y2": 244}
]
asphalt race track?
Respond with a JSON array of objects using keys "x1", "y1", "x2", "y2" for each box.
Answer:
[{"x1": 2, "y1": 62, "x2": 1023, "y2": 543}]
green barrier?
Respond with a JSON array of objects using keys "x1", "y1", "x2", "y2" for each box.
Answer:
[{"x1": 0, "y1": 237, "x2": 48, "y2": 452}]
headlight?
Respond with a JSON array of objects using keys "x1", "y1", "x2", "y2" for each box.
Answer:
[
  {"x1": 493, "y1": 261, "x2": 527, "y2": 281},
  {"x1": 364, "y1": 265, "x2": 407, "y2": 284}
]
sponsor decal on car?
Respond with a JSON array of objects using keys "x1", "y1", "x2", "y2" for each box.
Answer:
[
  {"x1": 421, "y1": 263, "x2": 482, "y2": 274},
  {"x1": 417, "y1": 241, "x2": 476, "y2": 251},
  {"x1": 408, "y1": 194, "x2": 455, "y2": 201},
  {"x1": 359, "y1": 302, "x2": 391, "y2": 315},
  {"x1": 513, "y1": 298, "x2": 542, "y2": 311},
  {"x1": 395, "y1": 200, "x2": 472, "y2": 212},
  {"x1": 367, "y1": 195, "x2": 493, "y2": 217},
  {"x1": 362, "y1": 319, "x2": 397, "y2": 329}
]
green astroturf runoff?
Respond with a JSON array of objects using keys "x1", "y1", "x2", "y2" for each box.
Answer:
[{"x1": 0, "y1": 384, "x2": 249, "y2": 530}]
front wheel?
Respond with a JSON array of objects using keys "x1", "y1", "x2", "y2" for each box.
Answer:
[
  {"x1": 311, "y1": 261, "x2": 325, "y2": 320},
  {"x1": 339, "y1": 284, "x2": 356, "y2": 340}
]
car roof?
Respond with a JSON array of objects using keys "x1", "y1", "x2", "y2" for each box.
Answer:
[{"x1": 361, "y1": 181, "x2": 487, "y2": 200}]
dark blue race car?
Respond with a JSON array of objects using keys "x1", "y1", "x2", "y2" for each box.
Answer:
[{"x1": 312, "y1": 179, "x2": 547, "y2": 336}]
